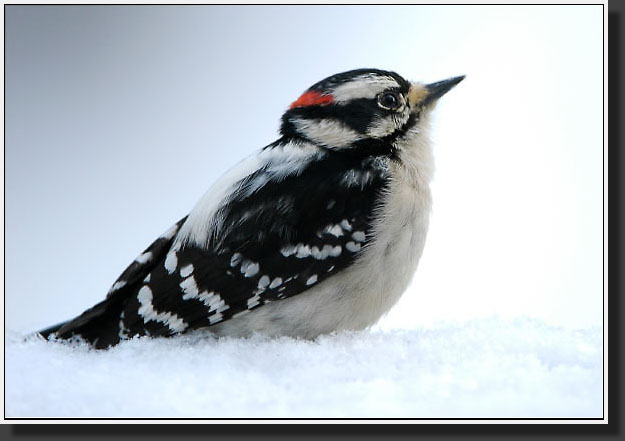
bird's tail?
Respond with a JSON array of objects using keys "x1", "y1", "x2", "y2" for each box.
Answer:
[
  {"x1": 37, "y1": 216, "x2": 189, "y2": 349},
  {"x1": 38, "y1": 321, "x2": 67, "y2": 339},
  {"x1": 37, "y1": 295, "x2": 127, "y2": 349}
]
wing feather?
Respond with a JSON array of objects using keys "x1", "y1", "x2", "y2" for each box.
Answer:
[{"x1": 120, "y1": 148, "x2": 390, "y2": 340}]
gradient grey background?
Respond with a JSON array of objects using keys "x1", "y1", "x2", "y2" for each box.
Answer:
[{"x1": 5, "y1": 5, "x2": 603, "y2": 333}]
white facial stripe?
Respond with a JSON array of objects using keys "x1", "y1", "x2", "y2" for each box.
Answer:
[
  {"x1": 366, "y1": 115, "x2": 398, "y2": 138},
  {"x1": 367, "y1": 102, "x2": 412, "y2": 138},
  {"x1": 331, "y1": 75, "x2": 400, "y2": 103},
  {"x1": 290, "y1": 117, "x2": 363, "y2": 149}
]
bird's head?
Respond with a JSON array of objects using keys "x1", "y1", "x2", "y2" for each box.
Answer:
[{"x1": 280, "y1": 68, "x2": 464, "y2": 155}]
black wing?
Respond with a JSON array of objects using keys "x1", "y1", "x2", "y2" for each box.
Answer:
[
  {"x1": 118, "y1": 152, "x2": 391, "y2": 343},
  {"x1": 41, "y1": 149, "x2": 390, "y2": 348}
]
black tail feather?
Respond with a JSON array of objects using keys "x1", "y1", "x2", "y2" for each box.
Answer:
[
  {"x1": 38, "y1": 295, "x2": 128, "y2": 349},
  {"x1": 37, "y1": 321, "x2": 68, "y2": 339}
]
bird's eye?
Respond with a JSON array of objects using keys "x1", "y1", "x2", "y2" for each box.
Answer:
[{"x1": 377, "y1": 92, "x2": 402, "y2": 110}]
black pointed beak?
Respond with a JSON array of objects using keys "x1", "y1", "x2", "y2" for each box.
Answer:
[{"x1": 424, "y1": 75, "x2": 465, "y2": 103}]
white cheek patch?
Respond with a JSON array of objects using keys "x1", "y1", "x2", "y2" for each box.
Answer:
[
  {"x1": 290, "y1": 117, "x2": 363, "y2": 149},
  {"x1": 331, "y1": 75, "x2": 400, "y2": 103},
  {"x1": 366, "y1": 106, "x2": 411, "y2": 138},
  {"x1": 366, "y1": 115, "x2": 399, "y2": 138}
]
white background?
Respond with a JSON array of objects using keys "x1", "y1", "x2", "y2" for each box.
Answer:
[{"x1": 5, "y1": 5, "x2": 604, "y2": 333}]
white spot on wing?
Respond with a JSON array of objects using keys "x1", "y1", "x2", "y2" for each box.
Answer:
[
  {"x1": 311, "y1": 246, "x2": 323, "y2": 260},
  {"x1": 324, "y1": 224, "x2": 343, "y2": 238},
  {"x1": 311, "y1": 244, "x2": 342, "y2": 260},
  {"x1": 137, "y1": 285, "x2": 187, "y2": 333},
  {"x1": 135, "y1": 251, "x2": 153, "y2": 264},
  {"x1": 346, "y1": 241, "x2": 361, "y2": 253},
  {"x1": 296, "y1": 244, "x2": 312, "y2": 258},
  {"x1": 180, "y1": 277, "x2": 229, "y2": 315},
  {"x1": 240, "y1": 260, "x2": 259, "y2": 277},
  {"x1": 247, "y1": 294, "x2": 261, "y2": 309},
  {"x1": 180, "y1": 276, "x2": 199, "y2": 298},
  {"x1": 230, "y1": 252, "x2": 242, "y2": 267},
  {"x1": 180, "y1": 264, "x2": 194, "y2": 278},
  {"x1": 109, "y1": 280, "x2": 127, "y2": 293},
  {"x1": 280, "y1": 245, "x2": 297, "y2": 257},
  {"x1": 258, "y1": 275, "x2": 270, "y2": 290},
  {"x1": 352, "y1": 231, "x2": 366, "y2": 242},
  {"x1": 340, "y1": 219, "x2": 352, "y2": 231},
  {"x1": 209, "y1": 312, "x2": 224, "y2": 325},
  {"x1": 164, "y1": 251, "x2": 178, "y2": 274},
  {"x1": 269, "y1": 277, "x2": 283, "y2": 289},
  {"x1": 306, "y1": 274, "x2": 318, "y2": 286}
]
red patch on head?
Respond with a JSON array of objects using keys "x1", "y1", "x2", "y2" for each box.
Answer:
[{"x1": 290, "y1": 90, "x2": 334, "y2": 109}]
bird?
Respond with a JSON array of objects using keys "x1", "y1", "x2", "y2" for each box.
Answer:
[{"x1": 38, "y1": 68, "x2": 464, "y2": 349}]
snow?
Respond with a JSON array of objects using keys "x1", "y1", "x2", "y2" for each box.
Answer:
[{"x1": 5, "y1": 317, "x2": 602, "y2": 419}]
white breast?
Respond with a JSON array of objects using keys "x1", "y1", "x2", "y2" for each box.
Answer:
[{"x1": 210, "y1": 121, "x2": 434, "y2": 338}]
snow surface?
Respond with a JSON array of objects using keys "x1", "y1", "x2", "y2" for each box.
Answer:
[{"x1": 5, "y1": 317, "x2": 602, "y2": 419}]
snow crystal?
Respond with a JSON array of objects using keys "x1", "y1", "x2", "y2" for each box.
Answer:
[{"x1": 4, "y1": 317, "x2": 602, "y2": 419}]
